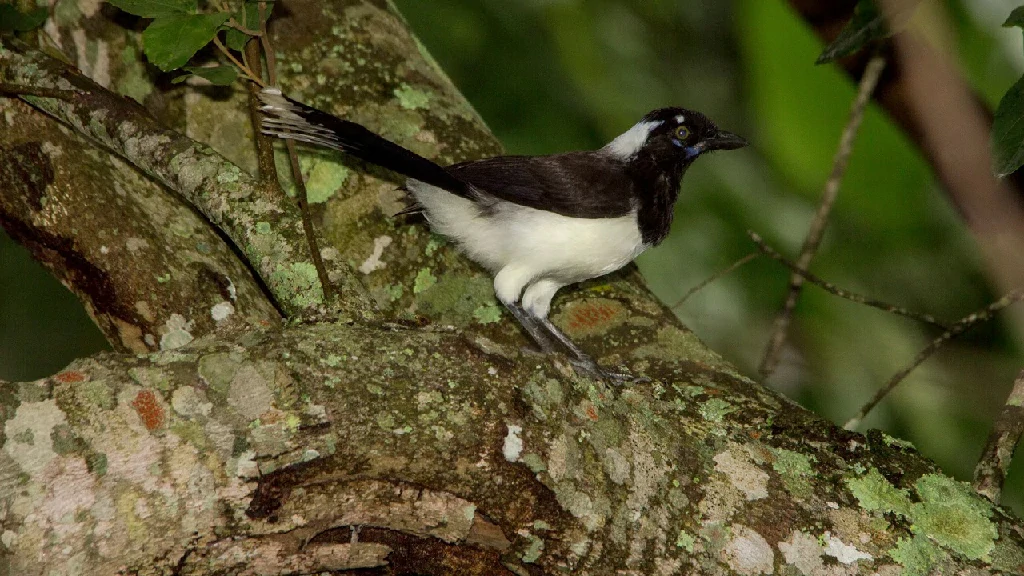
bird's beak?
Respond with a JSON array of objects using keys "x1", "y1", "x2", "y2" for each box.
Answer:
[{"x1": 703, "y1": 130, "x2": 748, "y2": 151}]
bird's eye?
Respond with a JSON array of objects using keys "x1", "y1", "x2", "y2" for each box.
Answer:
[{"x1": 674, "y1": 125, "x2": 691, "y2": 140}]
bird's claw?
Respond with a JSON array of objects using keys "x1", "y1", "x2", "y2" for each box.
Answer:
[{"x1": 570, "y1": 358, "x2": 649, "y2": 384}]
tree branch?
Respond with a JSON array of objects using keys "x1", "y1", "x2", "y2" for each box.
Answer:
[
  {"x1": 975, "y1": 370, "x2": 1024, "y2": 504},
  {"x1": 3, "y1": 321, "x2": 1022, "y2": 574},
  {"x1": 845, "y1": 290, "x2": 1024, "y2": 430},
  {"x1": 749, "y1": 231, "x2": 948, "y2": 330},
  {"x1": 0, "y1": 97, "x2": 281, "y2": 351},
  {"x1": 787, "y1": 0, "x2": 1024, "y2": 339},
  {"x1": 0, "y1": 41, "x2": 375, "y2": 321},
  {"x1": 759, "y1": 54, "x2": 887, "y2": 378}
]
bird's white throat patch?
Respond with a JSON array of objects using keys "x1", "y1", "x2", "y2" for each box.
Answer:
[{"x1": 603, "y1": 120, "x2": 663, "y2": 160}]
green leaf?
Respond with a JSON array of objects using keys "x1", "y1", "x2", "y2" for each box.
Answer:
[
  {"x1": 0, "y1": 4, "x2": 48, "y2": 32},
  {"x1": 817, "y1": 1, "x2": 885, "y2": 64},
  {"x1": 142, "y1": 12, "x2": 231, "y2": 72},
  {"x1": 224, "y1": 2, "x2": 270, "y2": 52},
  {"x1": 816, "y1": 0, "x2": 921, "y2": 64},
  {"x1": 992, "y1": 75, "x2": 1024, "y2": 177},
  {"x1": 171, "y1": 65, "x2": 238, "y2": 85},
  {"x1": 1004, "y1": 6, "x2": 1024, "y2": 29},
  {"x1": 105, "y1": 0, "x2": 197, "y2": 19}
]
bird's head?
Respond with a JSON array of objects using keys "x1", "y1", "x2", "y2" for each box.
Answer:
[{"x1": 603, "y1": 107, "x2": 747, "y2": 172}]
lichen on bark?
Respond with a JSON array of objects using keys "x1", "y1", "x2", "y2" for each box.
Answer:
[{"x1": 0, "y1": 1, "x2": 1022, "y2": 575}]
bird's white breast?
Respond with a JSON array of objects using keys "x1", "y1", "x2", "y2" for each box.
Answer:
[{"x1": 407, "y1": 180, "x2": 647, "y2": 286}]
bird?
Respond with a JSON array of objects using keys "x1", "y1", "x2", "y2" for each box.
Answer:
[{"x1": 259, "y1": 88, "x2": 747, "y2": 381}]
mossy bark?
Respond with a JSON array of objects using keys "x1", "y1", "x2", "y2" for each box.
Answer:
[{"x1": 0, "y1": 1, "x2": 1022, "y2": 575}]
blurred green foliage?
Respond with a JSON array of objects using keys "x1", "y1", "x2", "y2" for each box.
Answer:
[{"x1": 3, "y1": 0, "x2": 1024, "y2": 513}]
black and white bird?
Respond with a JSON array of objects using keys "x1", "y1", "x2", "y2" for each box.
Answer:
[{"x1": 259, "y1": 89, "x2": 746, "y2": 381}]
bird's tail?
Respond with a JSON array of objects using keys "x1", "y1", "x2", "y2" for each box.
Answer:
[{"x1": 258, "y1": 88, "x2": 471, "y2": 197}]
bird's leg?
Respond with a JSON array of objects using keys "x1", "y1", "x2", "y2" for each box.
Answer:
[
  {"x1": 503, "y1": 302, "x2": 559, "y2": 354},
  {"x1": 536, "y1": 317, "x2": 642, "y2": 383}
]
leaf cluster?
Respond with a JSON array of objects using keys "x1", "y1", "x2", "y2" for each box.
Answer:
[
  {"x1": 816, "y1": 0, "x2": 922, "y2": 64},
  {"x1": 993, "y1": 7, "x2": 1024, "y2": 177},
  {"x1": 107, "y1": 0, "x2": 270, "y2": 85},
  {"x1": 816, "y1": 1, "x2": 1024, "y2": 177},
  {"x1": 0, "y1": 3, "x2": 48, "y2": 33}
]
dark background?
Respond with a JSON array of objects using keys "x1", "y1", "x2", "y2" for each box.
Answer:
[{"x1": 3, "y1": 0, "x2": 1024, "y2": 512}]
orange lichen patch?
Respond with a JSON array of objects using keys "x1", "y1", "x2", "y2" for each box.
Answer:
[
  {"x1": 259, "y1": 409, "x2": 285, "y2": 425},
  {"x1": 55, "y1": 371, "x2": 87, "y2": 383},
  {"x1": 580, "y1": 401, "x2": 599, "y2": 422},
  {"x1": 555, "y1": 298, "x2": 627, "y2": 338},
  {"x1": 131, "y1": 390, "x2": 165, "y2": 431}
]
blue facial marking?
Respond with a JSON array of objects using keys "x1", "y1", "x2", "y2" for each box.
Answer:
[{"x1": 684, "y1": 145, "x2": 701, "y2": 159}]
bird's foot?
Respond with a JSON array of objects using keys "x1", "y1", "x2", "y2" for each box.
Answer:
[{"x1": 569, "y1": 357, "x2": 649, "y2": 384}]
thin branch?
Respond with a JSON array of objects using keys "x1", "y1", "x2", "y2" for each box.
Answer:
[
  {"x1": 1, "y1": 42, "x2": 373, "y2": 318},
  {"x1": 670, "y1": 253, "x2": 758, "y2": 309},
  {"x1": 973, "y1": 369, "x2": 1024, "y2": 504},
  {"x1": 253, "y1": 1, "x2": 335, "y2": 305},
  {"x1": 258, "y1": 2, "x2": 277, "y2": 85},
  {"x1": 0, "y1": 82, "x2": 77, "y2": 99},
  {"x1": 224, "y1": 18, "x2": 262, "y2": 37},
  {"x1": 284, "y1": 138, "x2": 335, "y2": 304},
  {"x1": 844, "y1": 290, "x2": 1024, "y2": 430},
  {"x1": 243, "y1": 39, "x2": 278, "y2": 186},
  {"x1": 212, "y1": 35, "x2": 265, "y2": 87},
  {"x1": 748, "y1": 231, "x2": 949, "y2": 330},
  {"x1": 759, "y1": 54, "x2": 888, "y2": 379}
]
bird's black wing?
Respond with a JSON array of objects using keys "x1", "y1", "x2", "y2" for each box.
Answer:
[{"x1": 448, "y1": 152, "x2": 636, "y2": 219}]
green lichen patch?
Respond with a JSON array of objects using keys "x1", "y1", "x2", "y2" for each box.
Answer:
[
  {"x1": 910, "y1": 474, "x2": 997, "y2": 560},
  {"x1": 473, "y1": 304, "x2": 503, "y2": 325},
  {"x1": 413, "y1": 267, "x2": 437, "y2": 294},
  {"x1": 393, "y1": 83, "x2": 431, "y2": 110},
  {"x1": 889, "y1": 534, "x2": 947, "y2": 576},
  {"x1": 293, "y1": 154, "x2": 349, "y2": 204},
  {"x1": 269, "y1": 262, "x2": 324, "y2": 309},
  {"x1": 845, "y1": 468, "x2": 912, "y2": 516},
  {"x1": 676, "y1": 530, "x2": 696, "y2": 553},
  {"x1": 74, "y1": 379, "x2": 117, "y2": 411},
  {"x1": 847, "y1": 468, "x2": 998, "y2": 564},
  {"x1": 699, "y1": 398, "x2": 735, "y2": 423},
  {"x1": 415, "y1": 275, "x2": 497, "y2": 325},
  {"x1": 769, "y1": 447, "x2": 815, "y2": 499}
]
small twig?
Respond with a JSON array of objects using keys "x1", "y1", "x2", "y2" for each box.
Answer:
[
  {"x1": 670, "y1": 253, "x2": 758, "y2": 309},
  {"x1": 258, "y1": 2, "x2": 277, "y2": 85},
  {"x1": 973, "y1": 369, "x2": 1024, "y2": 504},
  {"x1": 244, "y1": 40, "x2": 278, "y2": 186},
  {"x1": 844, "y1": 290, "x2": 1024, "y2": 430},
  {"x1": 748, "y1": 231, "x2": 949, "y2": 330},
  {"x1": 253, "y1": 1, "x2": 335, "y2": 305},
  {"x1": 285, "y1": 138, "x2": 336, "y2": 304},
  {"x1": 759, "y1": 54, "x2": 887, "y2": 379},
  {"x1": 224, "y1": 18, "x2": 262, "y2": 37},
  {"x1": 212, "y1": 35, "x2": 265, "y2": 87},
  {"x1": 0, "y1": 82, "x2": 78, "y2": 100}
]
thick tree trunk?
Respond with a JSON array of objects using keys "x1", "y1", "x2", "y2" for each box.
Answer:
[{"x1": 0, "y1": 1, "x2": 1022, "y2": 574}]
